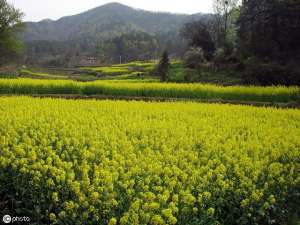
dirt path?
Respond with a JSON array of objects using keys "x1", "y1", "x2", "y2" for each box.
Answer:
[{"x1": 2, "y1": 94, "x2": 299, "y2": 108}]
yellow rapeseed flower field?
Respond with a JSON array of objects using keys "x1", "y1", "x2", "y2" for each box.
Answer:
[
  {"x1": 0, "y1": 97, "x2": 299, "y2": 225},
  {"x1": 0, "y1": 78, "x2": 299, "y2": 103}
]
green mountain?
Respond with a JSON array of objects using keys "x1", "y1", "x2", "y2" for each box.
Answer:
[{"x1": 23, "y1": 2, "x2": 211, "y2": 65}]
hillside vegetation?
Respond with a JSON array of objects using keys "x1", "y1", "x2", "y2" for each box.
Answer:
[
  {"x1": 23, "y1": 3, "x2": 211, "y2": 65},
  {"x1": 23, "y1": 3, "x2": 200, "y2": 42}
]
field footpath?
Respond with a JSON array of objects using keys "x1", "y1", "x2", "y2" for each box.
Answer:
[{"x1": 2, "y1": 94, "x2": 299, "y2": 108}]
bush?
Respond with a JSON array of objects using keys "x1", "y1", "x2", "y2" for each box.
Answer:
[
  {"x1": 213, "y1": 48, "x2": 240, "y2": 72},
  {"x1": 242, "y1": 59, "x2": 300, "y2": 86},
  {"x1": 0, "y1": 65, "x2": 19, "y2": 77},
  {"x1": 183, "y1": 69, "x2": 197, "y2": 82},
  {"x1": 183, "y1": 47, "x2": 206, "y2": 69}
]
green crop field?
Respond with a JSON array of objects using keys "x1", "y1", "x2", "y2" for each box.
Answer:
[
  {"x1": 0, "y1": 97, "x2": 299, "y2": 225},
  {"x1": 82, "y1": 66, "x2": 132, "y2": 75},
  {"x1": 3, "y1": 61, "x2": 244, "y2": 84},
  {"x1": 19, "y1": 69, "x2": 69, "y2": 79},
  {"x1": 81, "y1": 61, "x2": 156, "y2": 76},
  {"x1": 0, "y1": 78, "x2": 299, "y2": 103}
]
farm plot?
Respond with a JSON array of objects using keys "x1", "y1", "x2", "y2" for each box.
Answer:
[
  {"x1": 0, "y1": 97, "x2": 299, "y2": 225},
  {"x1": 0, "y1": 78, "x2": 299, "y2": 103}
]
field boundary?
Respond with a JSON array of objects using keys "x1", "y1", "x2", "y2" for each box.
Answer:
[{"x1": 1, "y1": 94, "x2": 299, "y2": 108}]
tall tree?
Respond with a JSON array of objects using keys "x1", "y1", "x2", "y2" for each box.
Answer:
[
  {"x1": 0, "y1": 0, "x2": 24, "y2": 65},
  {"x1": 213, "y1": 0, "x2": 239, "y2": 49},
  {"x1": 156, "y1": 50, "x2": 170, "y2": 82},
  {"x1": 181, "y1": 21, "x2": 216, "y2": 60},
  {"x1": 238, "y1": 0, "x2": 300, "y2": 61}
]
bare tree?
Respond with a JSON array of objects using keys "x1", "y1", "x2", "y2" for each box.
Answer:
[{"x1": 213, "y1": 0, "x2": 239, "y2": 46}]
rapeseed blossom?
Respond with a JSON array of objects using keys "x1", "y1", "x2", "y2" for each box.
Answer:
[{"x1": 0, "y1": 97, "x2": 299, "y2": 225}]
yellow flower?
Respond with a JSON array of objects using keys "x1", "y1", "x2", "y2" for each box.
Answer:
[
  {"x1": 151, "y1": 215, "x2": 164, "y2": 225},
  {"x1": 52, "y1": 192, "x2": 59, "y2": 203},
  {"x1": 161, "y1": 208, "x2": 173, "y2": 219},
  {"x1": 58, "y1": 211, "x2": 66, "y2": 219},
  {"x1": 49, "y1": 213, "x2": 56, "y2": 222},
  {"x1": 203, "y1": 192, "x2": 211, "y2": 199},
  {"x1": 90, "y1": 192, "x2": 99, "y2": 202},
  {"x1": 207, "y1": 207, "x2": 215, "y2": 216},
  {"x1": 193, "y1": 207, "x2": 198, "y2": 214},
  {"x1": 269, "y1": 195, "x2": 276, "y2": 204},
  {"x1": 108, "y1": 218, "x2": 117, "y2": 225},
  {"x1": 241, "y1": 199, "x2": 249, "y2": 208}
]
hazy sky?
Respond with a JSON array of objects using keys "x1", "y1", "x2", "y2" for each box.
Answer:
[{"x1": 8, "y1": 0, "x2": 214, "y2": 22}]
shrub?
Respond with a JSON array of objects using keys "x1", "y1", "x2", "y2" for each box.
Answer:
[
  {"x1": 242, "y1": 60, "x2": 300, "y2": 86},
  {"x1": 183, "y1": 47, "x2": 206, "y2": 69},
  {"x1": 213, "y1": 48, "x2": 240, "y2": 72}
]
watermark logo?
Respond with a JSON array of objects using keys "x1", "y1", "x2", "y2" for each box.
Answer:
[
  {"x1": 2, "y1": 215, "x2": 11, "y2": 224},
  {"x1": 2, "y1": 215, "x2": 30, "y2": 224}
]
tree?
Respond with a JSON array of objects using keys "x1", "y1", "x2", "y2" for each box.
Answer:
[
  {"x1": 237, "y1": 0, "x2": 300, "y2": 85},
  {"x1": 183, "y1": 47, "x2": 206, "y2": 69},
  {"x1": 238, "y1": 0, "x2": 300, "y2": 62},
  {"x1": 181, "y1": 21, "x2": 216, "y2": 60},
  {"x1": 156, "y1": 50, "x2": 170, "y2": 82},
  {"x1": 0, "y1": 0, "x2": 24, "y2": 65},
  {"x1": 96, "y1": 31, "x2": 159, "y2": 64},
  {"x1": 213, "y1": 0, "x2": 239, "y2": 50}
]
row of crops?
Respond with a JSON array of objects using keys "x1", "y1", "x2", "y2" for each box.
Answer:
[
  {"x1": 0, "y1": 97, "x2": 299, "y2": 225},
  {"x1": 0, "y1": 78, "x2": 299, "y2": 103},
  {"x1": 81, "y1": 61, "x2": 155, "y2": 75}
]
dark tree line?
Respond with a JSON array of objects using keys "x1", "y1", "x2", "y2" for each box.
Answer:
[
  {"x1": 181, "y1": 0, "x2": 300, "y2": 85},
  {"x1": 24, "y1": 30, "x2": 185, "y2": 66},
  {"x1": 96, "y1": 31, "x2": 159, "y2": 64},
  {"x1": 238, "y1": 0, "x2": 300, "y2": 85},
  {"x1": 238, "y1": 0, "x2": 300, "y2": 62}
]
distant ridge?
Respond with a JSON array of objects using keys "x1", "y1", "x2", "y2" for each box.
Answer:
[
  {"x1": 23, "y1": 2, "x2": 210, "y2": 42},
  {"x1": 23, "y1": 2, "x2": 214, "y2": 65}
]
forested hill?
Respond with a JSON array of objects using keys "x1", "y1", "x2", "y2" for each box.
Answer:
[
  {"x1": 24, "y1": 3, "x2": 202, "y2": 41},
  {"x1": 23, "y1": 2, "x2": 211, "y2": 66}
]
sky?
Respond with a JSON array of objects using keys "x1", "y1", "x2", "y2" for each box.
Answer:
[{"x1": 8, "y1": 0, "x2": 214, "y2": 22}]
